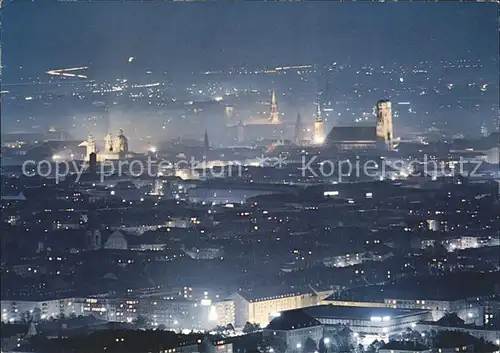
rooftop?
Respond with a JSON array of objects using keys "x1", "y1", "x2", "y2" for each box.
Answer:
[
  {"x1": 266, "y1": 309, "x2": 321, "y2": 331},
  {"x1": 236, "y1": 286, "x2": 314, "y2": 302},
  {"x1": 326, "y1": 126, "x2": 377, "y2": 143},
  {"x1": 301, "y1": 305, "x2": 429, "y2": 321}
]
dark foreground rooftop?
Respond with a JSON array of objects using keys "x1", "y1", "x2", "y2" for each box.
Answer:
[{"x1": 300, "y1": 305, "x2": 430, "y2": 321}]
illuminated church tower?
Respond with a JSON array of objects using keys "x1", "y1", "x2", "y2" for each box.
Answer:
[
  {"x1": 104, "y1": 132, "x2": 114, "y2": 152},
  {"x1": 313, "y1": 102, "x2": 325, "y2": 145},
  {"x1": 114, "y1": 129, "x2": 129, "y2": 154},
  {"x1": 86, "y1": 134, "x2": 97, "y2": 159},
  {"x1": 269, "y1": 90, "x2": 280, "y2": 124},
  {"x1": 376, "y1": 99, "x2": 394, "y2": 149}
]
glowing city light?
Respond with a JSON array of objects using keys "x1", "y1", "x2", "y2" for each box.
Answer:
[{"x1": 46, "y1": 66, "x2": 89, "y2": 79}]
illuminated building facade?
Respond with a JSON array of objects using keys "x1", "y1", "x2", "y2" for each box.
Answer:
[
  {"x1": 266, "y1": 305, "x2": 432, "y2": 347},
  {"x1": 383, "y1": 298, "x2": 484, "y2": 325},
  {"x1": 263, "y1": 310, "x2": 324, "y2": 353},
  {"x1": 229, "y1": 289, "x2": 331, "y2": 328},
  {"x1": 1, "y1": 297, "x2": 84, "y2": 322},
  {"x1": 313, "y1": 103, "x2": 325, "y2": 145},
  {"x1": 79, "y1": 129, "x2": 130, "y2": 161}
]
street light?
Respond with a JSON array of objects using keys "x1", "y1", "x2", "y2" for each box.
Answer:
[
  {"x1": 323, "y1": 338, "x2": 330, "y2": 345},
  {"x1": 296, "y1": 343, "x2": 302, "y2": 349}
]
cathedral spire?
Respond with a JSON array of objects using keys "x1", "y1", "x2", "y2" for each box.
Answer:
[{"x1": 269, "y1": 90, "x2": 280, "y2": 124}]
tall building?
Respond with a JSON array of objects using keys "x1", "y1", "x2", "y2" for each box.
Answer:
[
  {"x1": 85, "y1": 134, "x2": 97, "y2": 159},
  {"x1": 79, "y1": 129, "x2": 130, "y2": 161},
  {"x1": 376, "y1": 99, "x2": 393, "y2": 149},
  {"x1": 313, "y1": 102, "x2": 325, "y2": 145},
  {"x1": 269, "y1": 90, "x2": 280, "y2": 125},
  {"x1": 229, "y1": 288, "x2": 331, "y2": 328},
  {"x1": 104, "y1": 132, "x2": 114, "y2": 152},
  {"x1": 294, "y1": 113, "x2": 304, "y2": 145},
  {"x1": 114, "y1": 129, "x2": 129, "y2": 154}
]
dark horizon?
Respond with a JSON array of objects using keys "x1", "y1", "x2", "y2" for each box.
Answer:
[{"x1": 2, "y1": 2, "x2": 498, "y2": 78}]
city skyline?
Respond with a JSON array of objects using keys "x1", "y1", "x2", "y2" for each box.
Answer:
[
  {"x1": 1, "y1": 2, "x2": 500, "y2": 352},
  {"x1": 1, "y1": 2, "x2": 498, "y2": 143}
]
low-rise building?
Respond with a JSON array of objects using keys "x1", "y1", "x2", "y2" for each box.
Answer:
[
  {"x1": 264, "y1": 309, "x2": 323, "y2": 353},
  {"x1": 302, "y1": 305, "x2": 432, "y2": 345},
  {"x1": 383, "y1": 298, "x2": 484, "y2": 325},
  {"x1": 1, "y1": 297, "x2": 84, "y2": 322},
  {"x1": 267, "y1": 305, "x2": 432, "y2": 347}
]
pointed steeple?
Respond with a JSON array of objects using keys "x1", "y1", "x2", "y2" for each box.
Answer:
[
  {"x1": 316, "y1": 101, "x2": 323, "y2": 122},
  {"x1": 269, "y1": 90, "x2": 280, "y2": 124},
  {"x1": 203, "y1": 129, "x2": 210, "y2": 156},
  {"x1": 294, "y1": 112, "x2": 303, "y2": 145}
]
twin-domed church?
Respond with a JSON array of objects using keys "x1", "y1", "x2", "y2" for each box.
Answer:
[{"x1": 79, "y1": 129, "x2": 129, "y2": 161}]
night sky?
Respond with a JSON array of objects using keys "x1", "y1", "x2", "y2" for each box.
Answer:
[{"x1": 2, "y1": 1, "x2": 498, "y2": 78}]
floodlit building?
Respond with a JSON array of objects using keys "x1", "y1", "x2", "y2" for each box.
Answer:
[
  {"x1": 263, "y1": 309, "x2": 324, "y2": 353},
  {"x1": 229, "y1": 288, "x2": 332, "y2": 328},
  {"x1": 383, "y1": 297, "x2": 484, "y2": 325},
  {"x1": 266, "y1": 305, "x2": 432, "y2": 347},
  {"x1": 313, "y1": 103, "x2": 325, "y2": 145},
  {"x1": 1, "y1": 297, "x2": 84, "y2": 322},
  {"x1": 78, "y1": 129, "x2": 130, "y2": 161}
]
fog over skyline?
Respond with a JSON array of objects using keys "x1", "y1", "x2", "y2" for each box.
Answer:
[{"x1": 1, "y1": 1, "x2": 498, "y2": 143}]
